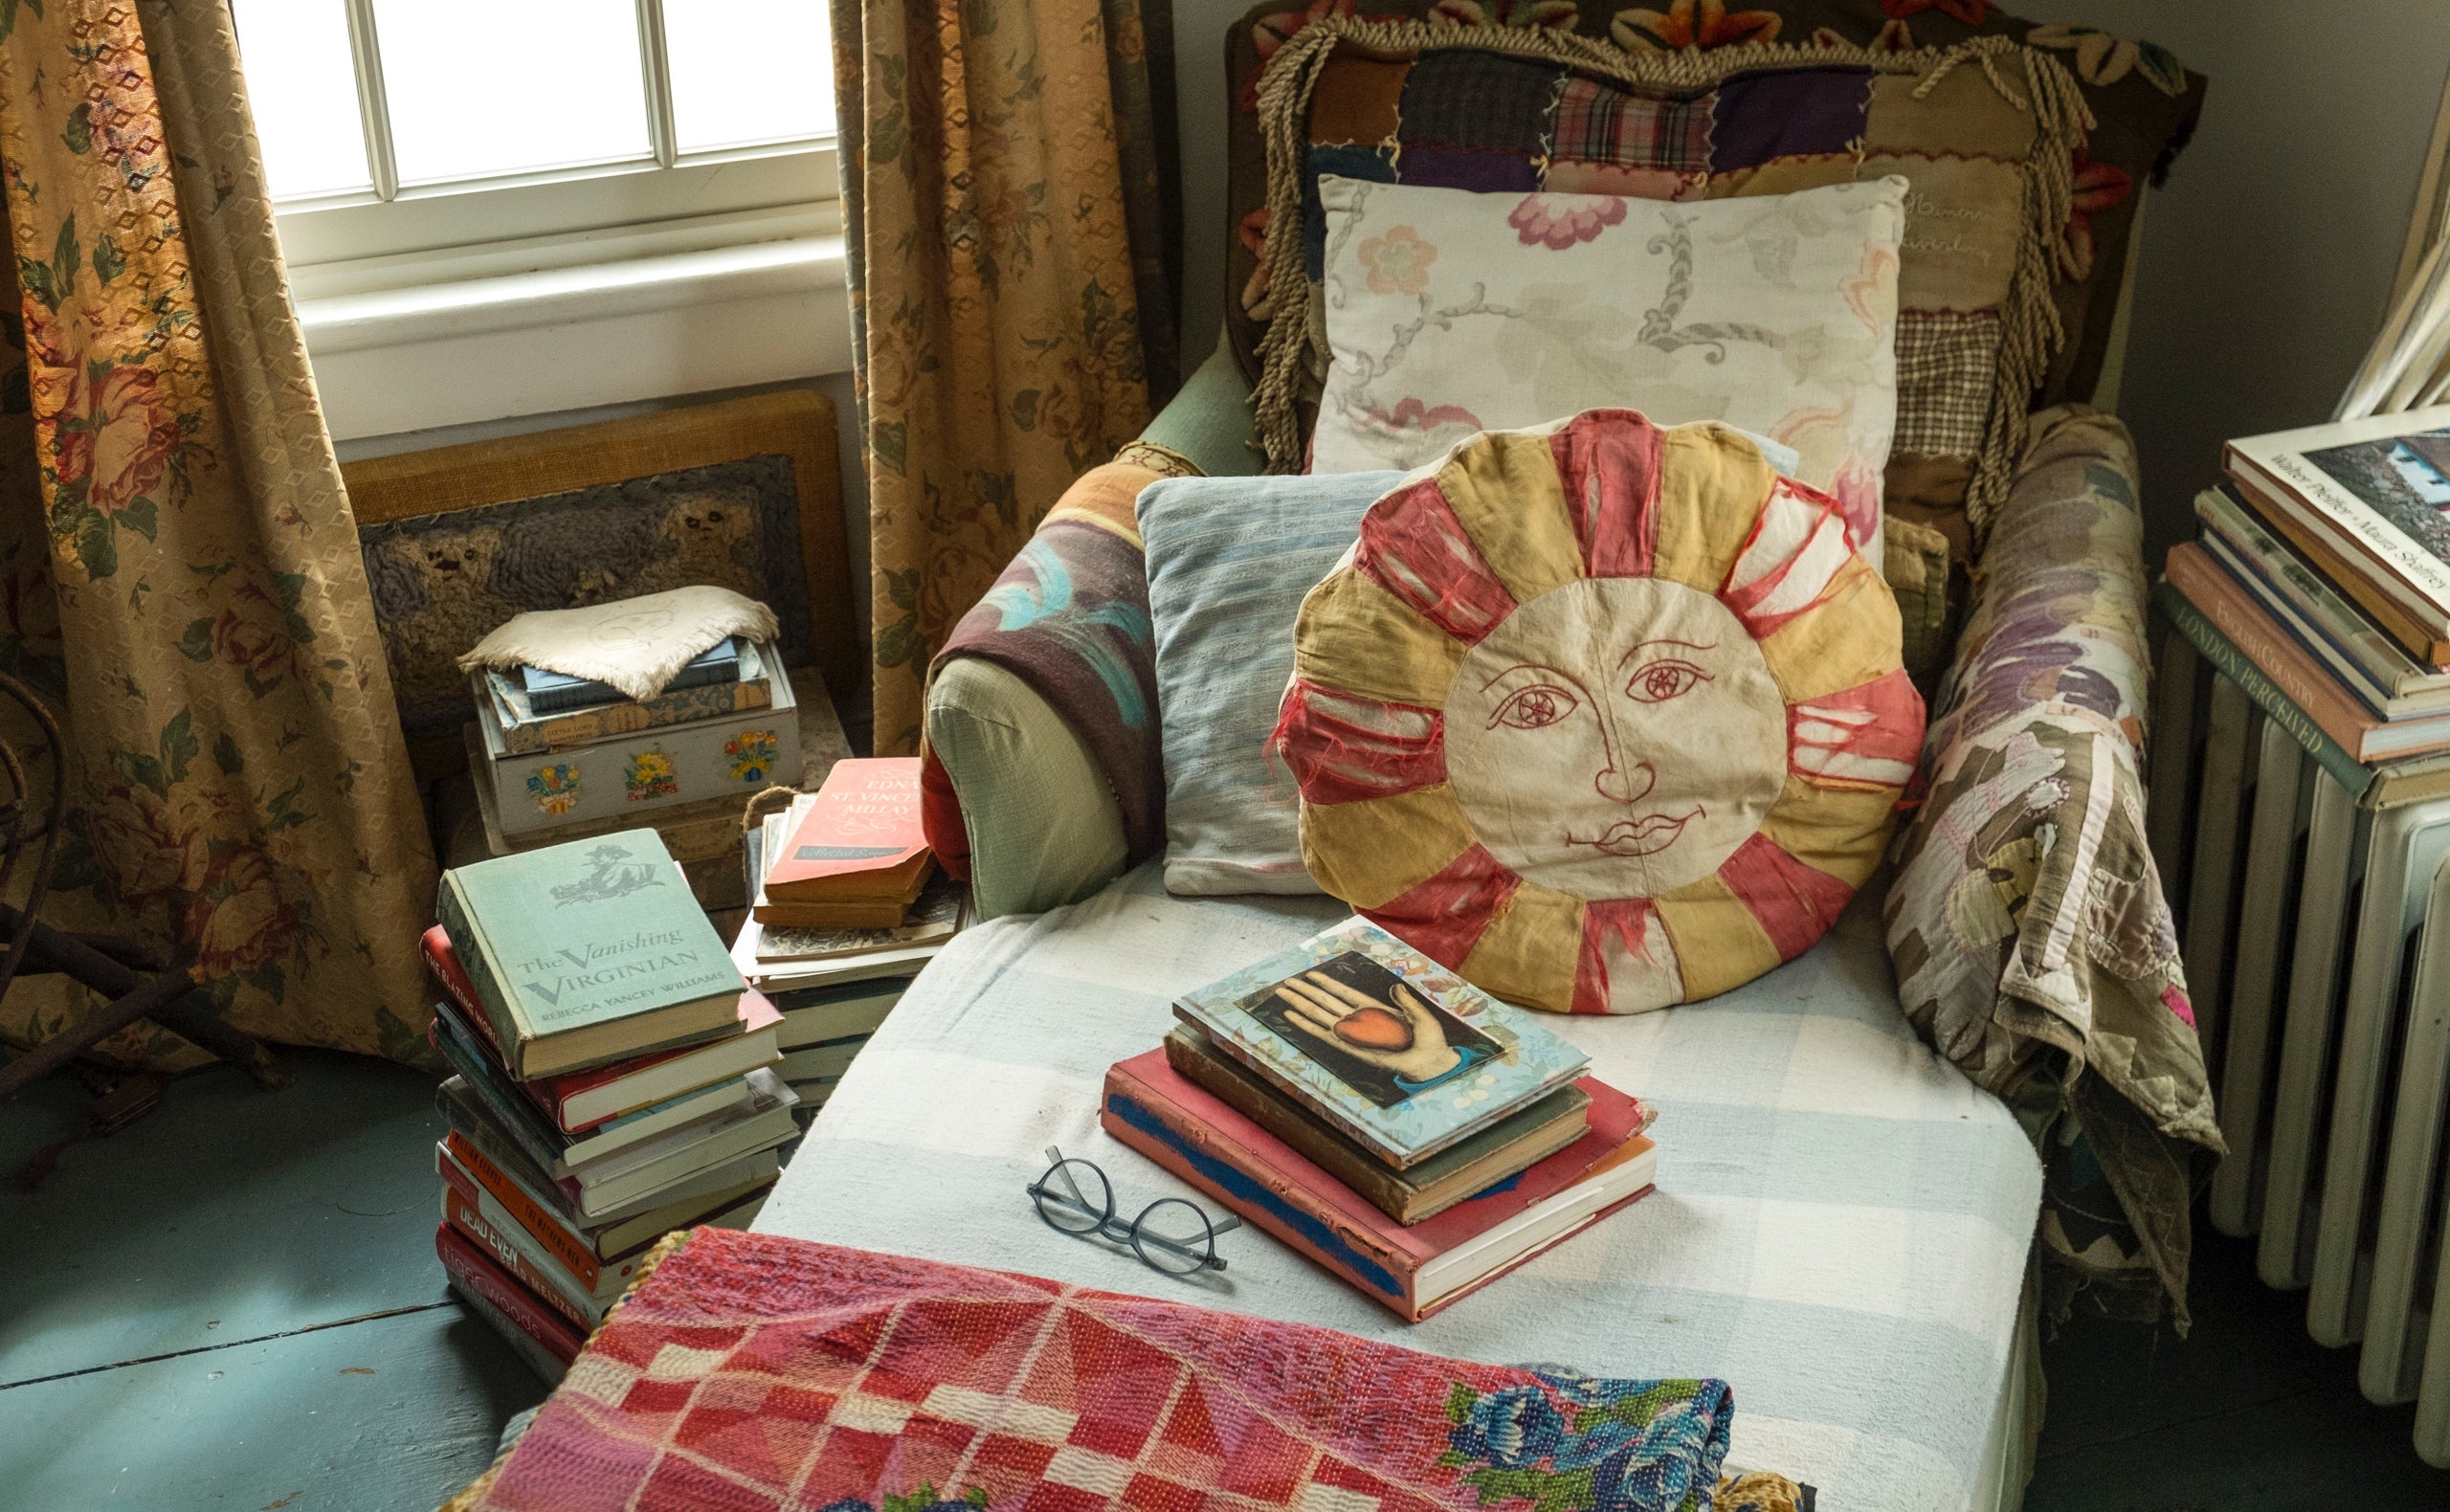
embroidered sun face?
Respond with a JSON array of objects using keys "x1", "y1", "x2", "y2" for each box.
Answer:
[{"x1": 1277, "y1": 411, "x2": 1924, "y2": 1015}]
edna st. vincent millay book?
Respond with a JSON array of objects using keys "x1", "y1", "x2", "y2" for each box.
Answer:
[
  {"x1": 436, "y1": 831, "x2": 747, "y2": 1078},
  {"x1": 1171, "y1": 916, "x2": 1591, "y2": 1168}
]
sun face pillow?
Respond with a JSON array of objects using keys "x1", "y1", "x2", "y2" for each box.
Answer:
[{"x1": 1276, "y1": 411, "x2": 1925, "y2": 1014}]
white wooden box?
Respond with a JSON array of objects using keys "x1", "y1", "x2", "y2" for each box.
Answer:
[{"x1": 475, "y1": 670, "x2": 800, "y2": 837}]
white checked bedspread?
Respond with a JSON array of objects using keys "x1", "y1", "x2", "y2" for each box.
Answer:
[{"x1": 757, "y1": 864, "x2": 2041, "y2": 1512}]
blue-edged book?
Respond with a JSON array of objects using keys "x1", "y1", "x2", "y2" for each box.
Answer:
[{"x1": 1170, "y1": 916, "x2": 1590, "y2": 1167}]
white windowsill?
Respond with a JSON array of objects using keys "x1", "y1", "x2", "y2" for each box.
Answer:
[{"x1": 290, "y1": 202, "x2": 855, "y2": 442}]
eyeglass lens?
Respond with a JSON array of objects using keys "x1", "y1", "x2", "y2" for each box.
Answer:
[
  {"x1": 1128, "y1": 1197, "x2": 1217, "y2": 1276},
  {"x1": 1031, "y1": 1157, "x2": 1113, "y2": 1236}
]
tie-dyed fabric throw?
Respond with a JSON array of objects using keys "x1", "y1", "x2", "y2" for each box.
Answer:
[
  {"x1": 1278, "y1": 411, "x2": 1920, "y2": 1015},
  {"x1": 442, "y1": 1229, "x2": 1804, "y2": 1512}
]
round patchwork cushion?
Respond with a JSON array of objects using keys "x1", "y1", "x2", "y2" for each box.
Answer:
[{"x1": 1276, "y1": 411, "x2": 1924, "y2": 1014}]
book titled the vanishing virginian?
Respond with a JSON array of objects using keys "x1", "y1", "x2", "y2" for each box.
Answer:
[
  {"x1": 1172, "y1": 917, "x2": 1589, "y2": 1167},
  {"x1": 436, "y1": 830, "x2": 746, "y2": 1078}
]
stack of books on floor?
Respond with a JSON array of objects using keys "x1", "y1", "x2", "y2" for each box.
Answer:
[
  {"x1": 2164, "y1": 403, "x2": 2450, "y2": 805},
  {"x1": 1100, "y1": 917, "x2": 1658, "y2": 1322},
  {"x1": 426, "y1": 829, "x2": 799, "y2": 1383},
  {"x1": 729, "y1": 755, "x2": 963, "y2": 1117}
]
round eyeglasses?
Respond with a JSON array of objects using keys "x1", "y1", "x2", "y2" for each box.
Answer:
[{"x1": 1025, "y1": 1145, "x2": 1241, "y2": 1276}]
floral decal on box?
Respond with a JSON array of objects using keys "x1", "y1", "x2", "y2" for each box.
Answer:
[
  {"x1": 1441, "y1": 1373, "x2": 1729, "y2": 1512},
  {"x1": 526, "y1": 762, "x2": 582, "y2": 815},
  {"x1": 625, "y1": 750, "x2": 679, "y2": 802},
  {"x1": 725, "y1": 728, "x2": 781, "y2": 784}
]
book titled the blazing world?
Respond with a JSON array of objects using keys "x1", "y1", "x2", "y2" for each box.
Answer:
[{"x1": 436, "y1": 830, "x2": 747, "y2": 1078}]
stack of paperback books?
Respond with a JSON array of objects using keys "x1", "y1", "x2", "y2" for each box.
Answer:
[
  {"x1": 2163, "y1": 404, "x2": 2450, "y2": 805},
  {"x1": 1102, "y1": 917, "x2": 1658, "y2": 1322},
  {"x1": 427, "y1": 829, "x2": 798, "y2": 1381},
  {"x1": 729, "y1": 757, "x2": 962, "y2": 1113}
]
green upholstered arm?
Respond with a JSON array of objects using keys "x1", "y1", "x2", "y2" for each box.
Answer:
[
  {"x1": 1138, "y1": 345, "x2": 1264, "y2": 478},
  {"x1": 924, "y1": 344, "x2": 1252, "y2": 920}
]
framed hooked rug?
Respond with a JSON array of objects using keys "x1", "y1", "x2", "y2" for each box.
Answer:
[{"x1": 346, "y1": 389, "x2": 858, "y2": 777}]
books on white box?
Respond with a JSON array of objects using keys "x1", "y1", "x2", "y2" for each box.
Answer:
[{"x1": 474, "y1": 662, "x2": 801, "y2": 837}]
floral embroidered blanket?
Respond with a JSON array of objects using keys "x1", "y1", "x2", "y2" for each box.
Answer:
[{"x1": 442, "y1": 1230, "x2": 1808, "y2": 1512}]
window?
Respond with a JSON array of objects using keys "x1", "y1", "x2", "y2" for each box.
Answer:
[{"x1": 231, "y1": 2, "x2": 849, "y2": 439}]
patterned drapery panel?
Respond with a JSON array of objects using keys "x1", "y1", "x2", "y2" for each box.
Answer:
[
  {"x1": 0, "y1": 2, "x2": 437, "y2": 1067},
  {"x1": 835, "y1": 0, "x2": 1180, "y2": 753}
]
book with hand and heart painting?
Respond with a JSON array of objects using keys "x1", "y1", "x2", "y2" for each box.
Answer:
[{"x1": 1171, "y1": 917, "x2": 1590, "y2": 1167}]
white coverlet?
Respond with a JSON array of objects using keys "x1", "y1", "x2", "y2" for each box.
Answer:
[{"x1": 757, "y1": 864, "x2": 2040, "y2": 1511}]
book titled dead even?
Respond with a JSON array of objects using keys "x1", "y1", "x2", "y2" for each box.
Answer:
[{"x1": 436, "y1": 829, "x2": 747, "y2": 1078}]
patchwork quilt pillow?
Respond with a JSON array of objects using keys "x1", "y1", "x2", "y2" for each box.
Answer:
[
  {"x1": 1140, "y1": 469, "x2": 1402, "y2": 895},
  {"x1": 1230, "y1": 13, "x2": 2178, "y2": 552},
  {"x1": 1278, "y1": 411, "x2": 1921, "y2": 1013},
  {"x1": 1309, "y1": 173, "x2": 1904, "y2": 560}
]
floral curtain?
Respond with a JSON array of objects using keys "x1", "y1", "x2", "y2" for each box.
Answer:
[
  {"x1": 0, "y1": 1, "x2": 436, "y2": 1068},
  {"x1": 835, "y1": 0, "x2": 1181, "y2": 753}
]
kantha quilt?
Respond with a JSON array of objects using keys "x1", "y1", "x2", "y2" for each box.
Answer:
[{"x1": 442, "y1": 1229, "x2": 1807, "y2": 1512}]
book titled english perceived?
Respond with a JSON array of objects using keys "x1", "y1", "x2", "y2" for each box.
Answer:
[{"x1": 435, "y1": 830, "x2": 746, "y2": 1078}]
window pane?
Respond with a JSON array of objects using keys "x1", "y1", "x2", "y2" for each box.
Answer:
[
  {"x1": 232, "y1": 0, "x2": 372, "y2": 199},
  {"x1": 374, "y1": 0, "x2": 650, "y2": 185},
  {"x1": 665, "y1": 0, "x2": 836, "y2": 153}
]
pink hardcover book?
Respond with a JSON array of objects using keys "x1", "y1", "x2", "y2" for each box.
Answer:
[{"x1": 1101, "y1": 1050, "x2": 1656, "y2": 1322}]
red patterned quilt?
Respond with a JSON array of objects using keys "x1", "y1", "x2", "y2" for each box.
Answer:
[{"x1": 444, "y1": 1230, "x2": 1806, "y2": 1512}]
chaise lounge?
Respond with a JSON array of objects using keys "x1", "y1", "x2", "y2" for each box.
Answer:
[{"x1": 756, "y1": 11, "x2": 2219, "y2": 1509}]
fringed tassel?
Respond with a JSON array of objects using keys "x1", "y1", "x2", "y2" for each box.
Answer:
[
  {"x1": 1248, "y1": 20, "x2": 2099, "y2": 542},
  {"x1": 1963, "y1": 46, "x2": 2093, "y2": 543}
]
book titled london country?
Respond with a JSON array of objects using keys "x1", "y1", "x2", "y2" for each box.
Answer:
[{"x1": 436, "y1": 831, "x2": 747, "y2": 1079}]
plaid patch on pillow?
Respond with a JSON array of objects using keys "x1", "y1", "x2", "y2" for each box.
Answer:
[{"x1": 1549, "y1": 76, "x2": 1710, "y2": 174}]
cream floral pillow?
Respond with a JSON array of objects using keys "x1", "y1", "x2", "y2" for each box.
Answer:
[{"x1": 1312, "y1": 175, "x2": 1906, "y2": 557}]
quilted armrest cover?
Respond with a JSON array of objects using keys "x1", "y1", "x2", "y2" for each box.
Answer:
[
  {"x1": 922, "y1": 346, "x2": 1253, "y2": 918},
  {"x1": 1885, "y1": 404, "x2": 2220, "y2": 1326}
]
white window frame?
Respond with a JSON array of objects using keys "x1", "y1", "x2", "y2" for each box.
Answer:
[{"x1": 275, "y1": 0, "x2": 851, "y2": 442}]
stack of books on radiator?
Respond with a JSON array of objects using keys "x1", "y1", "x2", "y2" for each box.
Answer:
[
  {"x1": 1100, "y1": 917, "x2": 1658, "y2": 1322},
  {"x1": 2162, "y1": 404, "x2": 2450, "y2": 806},
  {"x1": 728, "y1": 756, "x2": 965, "y2": 1118},
  {"x1": 425, "y1": 830, "x2": 798, "y2": 1383}
]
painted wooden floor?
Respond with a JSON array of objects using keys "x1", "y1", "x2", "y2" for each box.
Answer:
[
  {"x1": 2027, "y1": 1221, "x2": 2450, "y2": 1510},
  {"x1": 1, "y1": 1051, "x2": 548, "y2": 1512},
  {"x1": 11, "y1": 1050, "x2": 2450, "y2": 1510}
]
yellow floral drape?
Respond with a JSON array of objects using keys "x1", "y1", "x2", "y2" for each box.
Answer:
[
  {"x1": 0, "y1": 1, "x2": 435, "y2": 1067},
  {"x1": 835, "y1": 0, "x2": 1180, "y2": 753}
]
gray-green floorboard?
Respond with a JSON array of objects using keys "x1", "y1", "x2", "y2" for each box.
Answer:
[
  {"x1": 2, "y1": 1051, "x2": 548, "y2": 1511},
  {"x1": 11, "y1": 1051, "x2": 2450, "y2": 1509}
]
